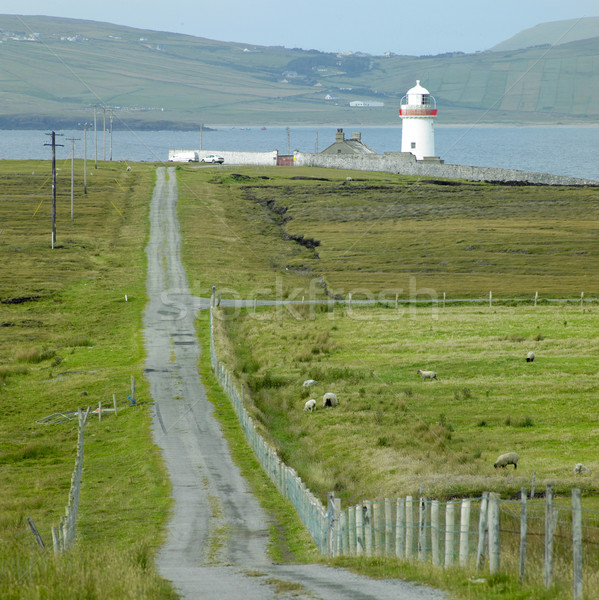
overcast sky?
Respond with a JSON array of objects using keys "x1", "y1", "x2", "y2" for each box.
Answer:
[{"x1": 2, "y1": 1, "x2": 598, "y2": 55}]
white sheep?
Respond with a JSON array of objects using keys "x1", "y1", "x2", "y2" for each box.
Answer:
[
  {"x1": 526, "y1": 351, "x2": 535, "y2": 363},
  {"x1": 322, "y1": 392, "x2": 338, "y2": 408},
  {"x1": 574, "y1": 463, "x2": 591, "y2": 475},
  {"x1": 494, "y1": 452, "x2": 519, "y2": 469},
  {"x1": 303, "y1": 379, "x2": 318, "y2": 387},
  {"x1": 303, "y1": 399, "x2": 317, "y2": 412},
  {"x1": 417, "y1": 369, "x2": 438, "y2": 381}
]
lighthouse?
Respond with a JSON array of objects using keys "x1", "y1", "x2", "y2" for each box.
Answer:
[{"x1": 399, "y1": 80, "x2": 437, "y2": 160}]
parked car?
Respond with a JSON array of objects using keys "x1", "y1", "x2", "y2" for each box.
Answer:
[{"x1": 201, "y1": 154, "x2": 224, "y2": 164}]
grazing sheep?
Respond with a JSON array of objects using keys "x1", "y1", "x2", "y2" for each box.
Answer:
[
  {"x1": 526, "y1": 351, "x2": 535, "y2": 363},
  {"x1": 417, "y1": 369, "x2": 438, "y2": 381},
  {"x1": 303, "y1": 399, "x2": 317, "y2": 412},
  {"x1": 303, "y1": 379, "x2": 318, "y2": 387},
  {"x1": 574, "y1": 463, "x2": 591, "y2": 476},
  {"x1": 322, "y1": 392, "x2": 338, "y2": 408},
  {"x1": 494, "y1": 452, "x2": 519, "y2": 469}
]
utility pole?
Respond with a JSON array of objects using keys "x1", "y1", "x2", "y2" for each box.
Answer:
[
  {"x1": 103, "y1": 106, "x2": 106, "y2": 161},
  {"x1": 94, "y1": 105, "x2": 98, "y2": 169},
  {"x1": 83, "y1": 123, "x2": 88, "y2": 194},
  {"x1": 109, "y1": 109, "x2": 113, "y2": 161},
  {"x1": 66, "y1": 137, "x2": 79, "y2": 222},
  {"x1": 44, "y1": 131, "x2": 64, "y2": 248}
]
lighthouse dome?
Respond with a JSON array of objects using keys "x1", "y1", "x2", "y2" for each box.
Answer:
[{"x1": 406, "y1": 80, "x2": 430, "y2": 96}]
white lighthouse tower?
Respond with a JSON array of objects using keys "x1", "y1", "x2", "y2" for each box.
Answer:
[{"x1": 399, "y1": 80, "x2": 437, "y2": 160}]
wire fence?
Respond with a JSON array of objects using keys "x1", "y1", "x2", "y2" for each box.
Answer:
[{"x1": 210, "y1": 305, "x2": 599, "y2": 599}]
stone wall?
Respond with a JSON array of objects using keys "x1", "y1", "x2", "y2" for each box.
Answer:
[{"x1": 294, "y1": 151, "x2": 599, "y2": 186}]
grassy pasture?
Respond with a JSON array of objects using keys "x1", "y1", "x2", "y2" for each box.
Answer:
[
  {"x1": 178, "y1": 166, "x2": 599, "y2": 300},
  {"x1": 213, "y1": 302, "x2": 599, "y2": 504},
  {"x1": 0, "y1": 160, "x2": 177, "y2": 598}
]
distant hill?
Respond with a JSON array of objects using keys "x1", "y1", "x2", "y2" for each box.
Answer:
[
  {"x1": 490, "y1": 16, "x2": 599, "y2": 52},
  {"x1": 0, "y1": 15, "x2": 598, "y2": 128}
]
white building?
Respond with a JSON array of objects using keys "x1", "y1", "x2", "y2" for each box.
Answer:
[{"x1": 399, "y1": 80, "x2": 437, "y2": 160}]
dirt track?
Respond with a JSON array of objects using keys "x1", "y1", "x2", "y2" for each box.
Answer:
[{"x1": 144, "y1": 167, "x2": 449, "y2": 599}]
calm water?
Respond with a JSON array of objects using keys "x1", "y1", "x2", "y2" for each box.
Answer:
[{"x1": 1, "y1": 125, "x2": 598, "y2": 181}]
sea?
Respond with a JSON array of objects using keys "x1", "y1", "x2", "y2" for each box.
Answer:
[{"x1": 1, "y1": 125, "x2": 598, "y2": 181}]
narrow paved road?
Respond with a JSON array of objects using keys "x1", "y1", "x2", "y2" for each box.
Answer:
[{"x1": 144, "y1": 167, "x2": 450, "y2": 599}]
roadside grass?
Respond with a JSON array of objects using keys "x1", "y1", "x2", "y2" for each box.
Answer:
[
  {"x1": 0, "y1": 160, "x2": 177, "y2": 598},
  {"x1": 195, "y1": 310, "x2": 320, "y2": 564},
  {"x1": 178, "y1": 165, "x2": 599, "y2": 300}
]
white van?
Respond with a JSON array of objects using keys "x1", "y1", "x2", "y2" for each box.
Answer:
[{"x1": 168, "y1": 150, "x2": 199, "y2": 162}]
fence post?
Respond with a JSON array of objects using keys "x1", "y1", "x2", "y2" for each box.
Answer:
[
  {"x1": 356, "y1": 503, "x2": 364, "y2": 556},
  {"x1": 443, "y1": 292, "x2": 446, "y2": 310},
  {"x1": 327, "y1": 492, "x2": 336, "y2": 557},
  {"x1": 445, "y1": 501, "x2": 455, "y2": 567},
  {"x1": 545, "y1": 484, "x2": 557, "y2": 589},
  {"x1": 418, "y1": 496, "x2": 427, "y2": 562},
  {"x1": 338, "y1": 506, "x2": 346, "y2": 556},
  {"x1": 405, "y1": 495, "x2": 414, "y2": 558},
  {"x1": 580, "y1": 291, "x2": 584, "y2": 309},
  {"x1": 489, "y1": 290, "x2": 492, "y2": 307},
  {"x1": 534, "y1": 291, "x2": 538, "y2": 307},
  {"x1": 530, "y1": 472, "x2": 536, "y2": 499},
  {"x1": 348, "y1": 292, "x2": 352, "y2": 311},
  {"x1": 348, "y1": 505, "x2": 356, "y2": 556},
  {"x1": 476, "y1": 492, "x2": 489, "y2": 570},
  {"x1": 519, "y1": 487, "x2": 527, "y2": 582},
  {"x1": 384, "y1": 498, "x2": 392, "y2": 556},
  {"x1": 431, "y1": 500, "x2": 440, "y2": 566},
  {"x1": 373, "y1": 501, "x2": 383, "y2": 555},
  {"x1": 488, "y1": 493, "x2": 500, "y2": 574},
  {"x1": 459, "y1": 499, "x2": 471, "y2": 567},
  {"x1": 572, "y1": 488, "x2": 583, "y2": 600},
  {"x1": 396, "y1": 498, "x2": 405, "y2": 558},
  {"x1": 364, "y1": 500, "x2": 373, "y2": 556},
  {"x1": 113, "y1": 393, "x2": 117, "y2": 416}
]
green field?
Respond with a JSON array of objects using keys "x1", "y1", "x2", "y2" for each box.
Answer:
[
  {"x1": 2, "y1": 160, "x2": 598, "y2": 599},
  {"x1": 0, "y1": 160, "x2": 178, "y2": 598}
]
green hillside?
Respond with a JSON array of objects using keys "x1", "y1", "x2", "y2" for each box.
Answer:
[
  {"x1": 490, "y1": 16, "x2": 599, "y2": 52},
  {"x1": 0, "y1": 15, "x2": 598, "y2": 127}
]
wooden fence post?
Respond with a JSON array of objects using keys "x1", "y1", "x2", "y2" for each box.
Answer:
[
  {"x1": 545, "y1": 484, "x2": 558, "y2": 589},
  {"x1": 348, "y1": 505, "x2": 356, "y2": 556},
  {"x1": 572, "y1": 488, "x2": 583, "y2": 600},
  {"x1": 459, "y1": 499, "x2": 471, "y2": 567},
  {"x1": 534, "y1": 291, "x2": 538, "y2": 307},
  {"x1": 418, "y1": 496, "x2": 427, "y2": 562},
  {"x1": 396, "y1": 498, "x2": 405, "y2": 558},
  {"x1": 431, "y1": 500, "x2": 440, "y2": 566},
  {"x1": 112, "y1": 393, "x2": 117, "y2": 416},
  {"x1": 489, "y1": 290, "x2": 492, "y2": 307},
  {"x1": 384, "y1": 498, "x2": 392, "y2": 556},
  {"x1": 443, "y1": 292, "x2": 446, "y2": 310},
  {"x1": 476, "y1": 492, "x2": 489, "y2": 570},
  {"x1": 405, "y1": 495, "x2": 414, "y2": 558},
  {"x1": 364, "y1": 500, "x2": 373, "y2": 556},
  {"x1": 373, "y1": 501, "x2": 383, "y2": 555},
  {"x1": 445, "y1": 501, "x2": 455, "y2": 567},
  {"x1": 519, "y1": 488, "x2": 527, "y2": 582},
  {"x1": 356, "y1": 503, "x2": 364, "y2": 556},
  {"x1": 488, "y1": 493, "x2": 500, "y2": 574},
  {"x1": 580, "y1": 291, "x2": 584, "y2": 309},
  {"x1": 348, "y1": 292, "x2": 352, "y2": 311},
  {"x1": 26, "y1": 516, "x2": 45, "y2": 549}
]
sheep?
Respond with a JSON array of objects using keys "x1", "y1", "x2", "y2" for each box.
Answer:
[
  {"x1": 574, "y1": 463, "x2": 591, "y2": 476},
  {"x1": 417, "y1": 369, "x2": 438, "y2": 381},
  {"x1": 526, "y1": 351, "x2": 535, "y2": 363},
  {"x1": 303, "y1": 398, "x2": 317, "y2": 412},
  {"x1": 494, "y1": 452, "x2": 519, "y2": 469},
  {"x1": 303, "y1": 379, "x2": 318, "y2": 387},
  {"x1": 322, "y1": 392, "x2": 338, "y2": 408}
]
